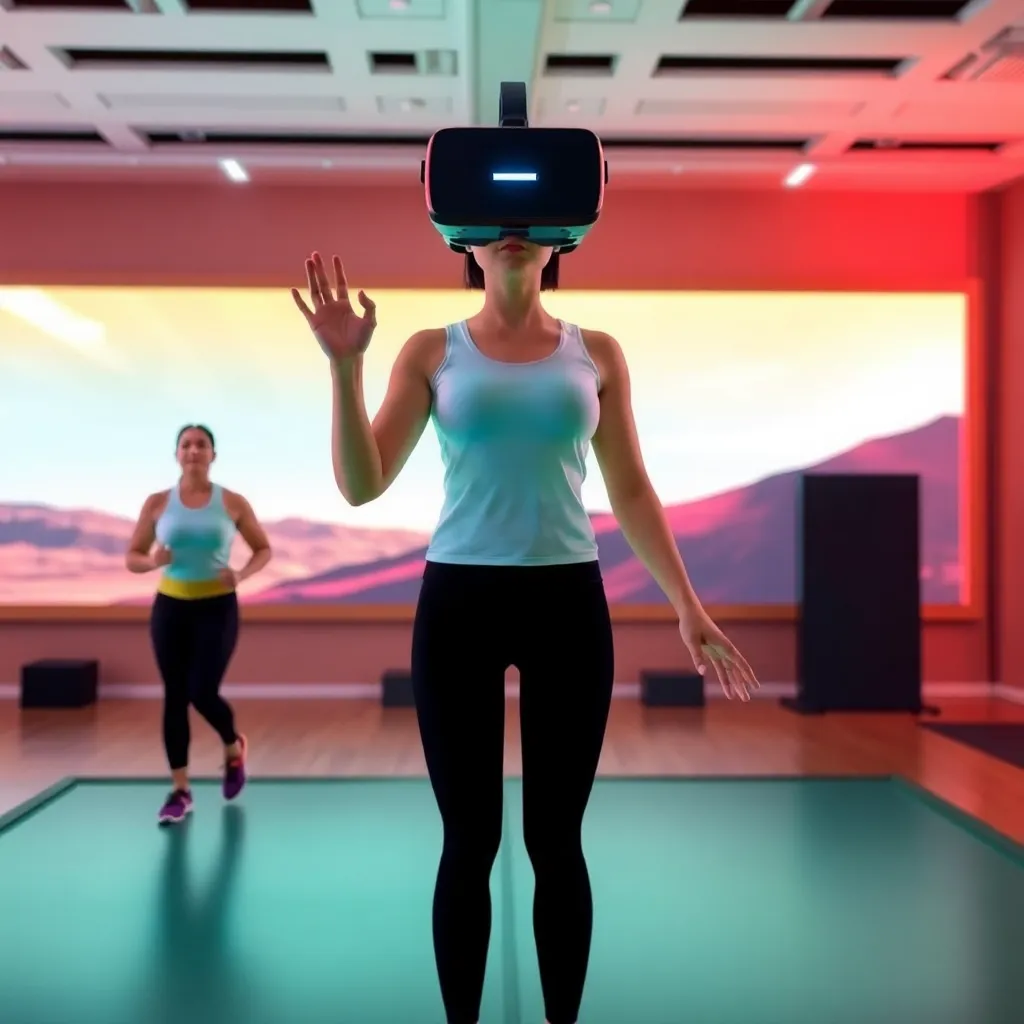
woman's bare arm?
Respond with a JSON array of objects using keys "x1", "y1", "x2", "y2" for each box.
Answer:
[
  {"x1": 125, "y1": 493, "x2": 165, "y2": 573},
  {"x1": 330, "y1": 328, "x2": 441, "y2": 505},
  {"x1": 225, "y1": 491, "x2": 273, "y2": 582},
  {"x1": 586, "y1": 330, "x2": 700, "y2": 615}
]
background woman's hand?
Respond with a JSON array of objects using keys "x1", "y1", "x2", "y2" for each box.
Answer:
[
  {"x1": 217, "y1": 566, "x2": 239, "y2": 590},
  {"x1": 291, "y1": 252, "x2": 376, "y2": 364}
]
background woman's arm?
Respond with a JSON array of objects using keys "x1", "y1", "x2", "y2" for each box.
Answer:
[
  {"x1": 125, "y1": 494, "x2": 162, "y2": 573},
  {"x1": 227, "y1": 493, "x2": 273, "y2": 582}
]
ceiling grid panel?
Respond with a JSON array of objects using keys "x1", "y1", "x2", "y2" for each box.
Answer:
[{"x1": 0, "y1": 0, "x2": 1021, "y2": 189}]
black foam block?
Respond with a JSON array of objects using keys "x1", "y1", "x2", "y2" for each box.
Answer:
[
  {"x1": 20, "y1": 659, "x2": 99, "y2": 709},
  {"x1": 381, "y1": 669, "x2": 415, "y2": 708},
  {"x1": 640, "y1": 670, "x2": 705, "y2": 708}
]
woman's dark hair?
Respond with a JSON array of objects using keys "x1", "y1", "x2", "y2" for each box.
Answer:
[
  {"x1": 176, "y1": 424, "x2": 215, "y2": 449},
  {"x1": 464, "y1": 250, "x2": 560, "y2": 291}
]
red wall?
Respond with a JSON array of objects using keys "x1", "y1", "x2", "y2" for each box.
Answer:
[
  {"x1": 0, "y1": 180, "x2": 998, "y2": 686},
  {"x1": 0, "y1": 181, "x2": 970, "y2": 291},
  {"x1": 995, "y1": 180, "x2": 1024, "y2": 689}
]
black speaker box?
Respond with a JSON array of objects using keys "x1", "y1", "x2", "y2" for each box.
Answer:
[{"x1": 784, "y1": 473, "x2": 923, "y2": 714}]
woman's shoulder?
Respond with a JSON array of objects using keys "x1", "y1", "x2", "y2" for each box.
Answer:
[
  {"x1": 405, "y1": 326, "x2": 448, "y2": 354},
  {"x1": 219, "y1": 487, "x2": 250, "y2": 517},
  {"x1": 144, "y1": 489, "x2": 172, "y2": 517},
  {"x1": 578, "y1": 327, "x2": 619, "y2": 351},
  {"x1": 399, "y1": 326, "x2": 449, "y2": 379},
  {"x1": 577, "y1": 327, "x2": 625, "y2": 380}
]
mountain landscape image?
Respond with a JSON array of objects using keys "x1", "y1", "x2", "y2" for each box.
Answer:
[
  {"x1": 0, "y1": 511, "x2": 429, "y2": 605},
  {"x1": 0, "y1": 415, "x2": 962, "y2": 606}
]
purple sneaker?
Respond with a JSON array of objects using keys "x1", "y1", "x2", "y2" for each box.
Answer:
[
  {"x1": 223, "y1": 733, "x2": 248, "y2": 801},
  {"x1": 158, "y1": 789, "x2": 193, "y2": 826}
]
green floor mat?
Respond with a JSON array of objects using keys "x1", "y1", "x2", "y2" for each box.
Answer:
[
  {"x1": 3, "y1": 776, "x2": 1024, "y2": 1024},
  {"x1": 504, "y1": 777, "x2": 1024, "y2": 1024},
  {"x1": 0, "y1": 779, "x2": 507, "y2": 1024}
]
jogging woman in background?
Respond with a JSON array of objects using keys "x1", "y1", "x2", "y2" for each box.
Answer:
[
  {"x1": 126, "y1": 424, "x2": 272, "y2": 826},
  {"x1": 293, "y1": 247, "x2": 758, "y2": 1024}
]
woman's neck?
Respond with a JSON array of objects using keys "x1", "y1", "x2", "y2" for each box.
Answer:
[
  {"x1": 477, "y1": 278, "x2": 547, "y2": 332},
  {"x1": 179, "y1": 473, "x2": 211, "y2": 492}
]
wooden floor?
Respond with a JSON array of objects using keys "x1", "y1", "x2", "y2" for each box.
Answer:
[{"x1": 3, "y1": 695, "x2": 1024, "y2": 843}]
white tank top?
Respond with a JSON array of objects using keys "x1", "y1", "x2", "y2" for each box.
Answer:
[{"x1": 426, "y1": 319, "x2": 602, "y2": 566}]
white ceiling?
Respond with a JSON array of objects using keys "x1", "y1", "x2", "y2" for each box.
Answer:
[{"x1": 1, "y1": 0, "x2": 1024, "y2": 191}]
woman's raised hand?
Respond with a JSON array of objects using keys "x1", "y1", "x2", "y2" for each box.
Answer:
[{"x1": 292, "y1": 252, "x2": 377, "y2": 364}]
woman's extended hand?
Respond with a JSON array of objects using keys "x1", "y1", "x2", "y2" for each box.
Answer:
[
  {"x1": 677, "y1": 604, "x2": 759, "y2": 701},
  {"x1": 291, "y1": 252, "x2": 377, "y2": 364}
]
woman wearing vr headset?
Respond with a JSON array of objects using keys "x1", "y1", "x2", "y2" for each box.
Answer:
[{"x1": 294, "y1": 245, "x2": 758, "y2": 1024}]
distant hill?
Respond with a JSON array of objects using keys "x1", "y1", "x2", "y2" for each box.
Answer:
[
  {"x1": 250, "y1": 415, "x2": 961, "y2": 606},
  {"x1": 0, "y1": 504, "x2": 428, "y2": 604},
  {"x1": 0, "y1": 415, "x2": 961, "y2": 606}
]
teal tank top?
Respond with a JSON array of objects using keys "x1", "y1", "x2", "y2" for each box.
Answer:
[
  {"x1": 155, "y1": 483, "x2": 236, "y2": 584},
  {"x1": 425, "y1": 319, "x2": 601, "y2": 566}
]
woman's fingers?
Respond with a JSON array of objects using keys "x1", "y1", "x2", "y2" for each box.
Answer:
[
  {"x1": 332, "y1": 255, "x2": 349, "y2": 300},
  {"x1": 291, "y1": 288, "x2": 313, "y2": 319},
  {"x1": 305, "y1": 258, "x2": 324, "y2": 307}
]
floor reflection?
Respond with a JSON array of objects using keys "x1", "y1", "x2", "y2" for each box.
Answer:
[{"x1": 134, "y1": 804, "x2": 256, "y2": 1024}]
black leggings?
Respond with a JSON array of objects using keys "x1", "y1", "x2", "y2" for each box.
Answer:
[
  {"x1": 150, "y1": 591, "x2": 240, "y2": 772},
  {"x1": 412, "y1": 560, "x2": 615, "y2": 1024}
]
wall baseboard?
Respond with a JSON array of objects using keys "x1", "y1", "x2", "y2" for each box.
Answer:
[
  {"x1": 992, "y1": 683, "x2": 1024, "y2": 705},
  {"x1": 0, "y1": 680, "x2": 1001, "y2": 701}
]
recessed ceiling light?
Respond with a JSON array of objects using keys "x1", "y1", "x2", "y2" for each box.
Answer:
[
  {"x1": 389, "y1": 0, "x2": 409, "y2": 9},
  {"x1": 589, "y1": 0, "x2": 612, "y2": 12},
  {"x1": 219, "y1": 157, "x2": 249, "y2": 183},
  {"x1": 784, "y1": 162, "x2": 816, "y2": 188},
  {"x1": 566, "y1": 101, "x2": 581, "y2": 112}
]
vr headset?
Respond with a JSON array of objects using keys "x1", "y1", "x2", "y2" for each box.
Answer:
[{"x1": 421, "y1": 81, "x2": 608, "y2": 255}]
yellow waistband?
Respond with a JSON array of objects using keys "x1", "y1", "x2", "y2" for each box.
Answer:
[{"x1": 156, "y1": 576, "x2": 234, "y2": 600}]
